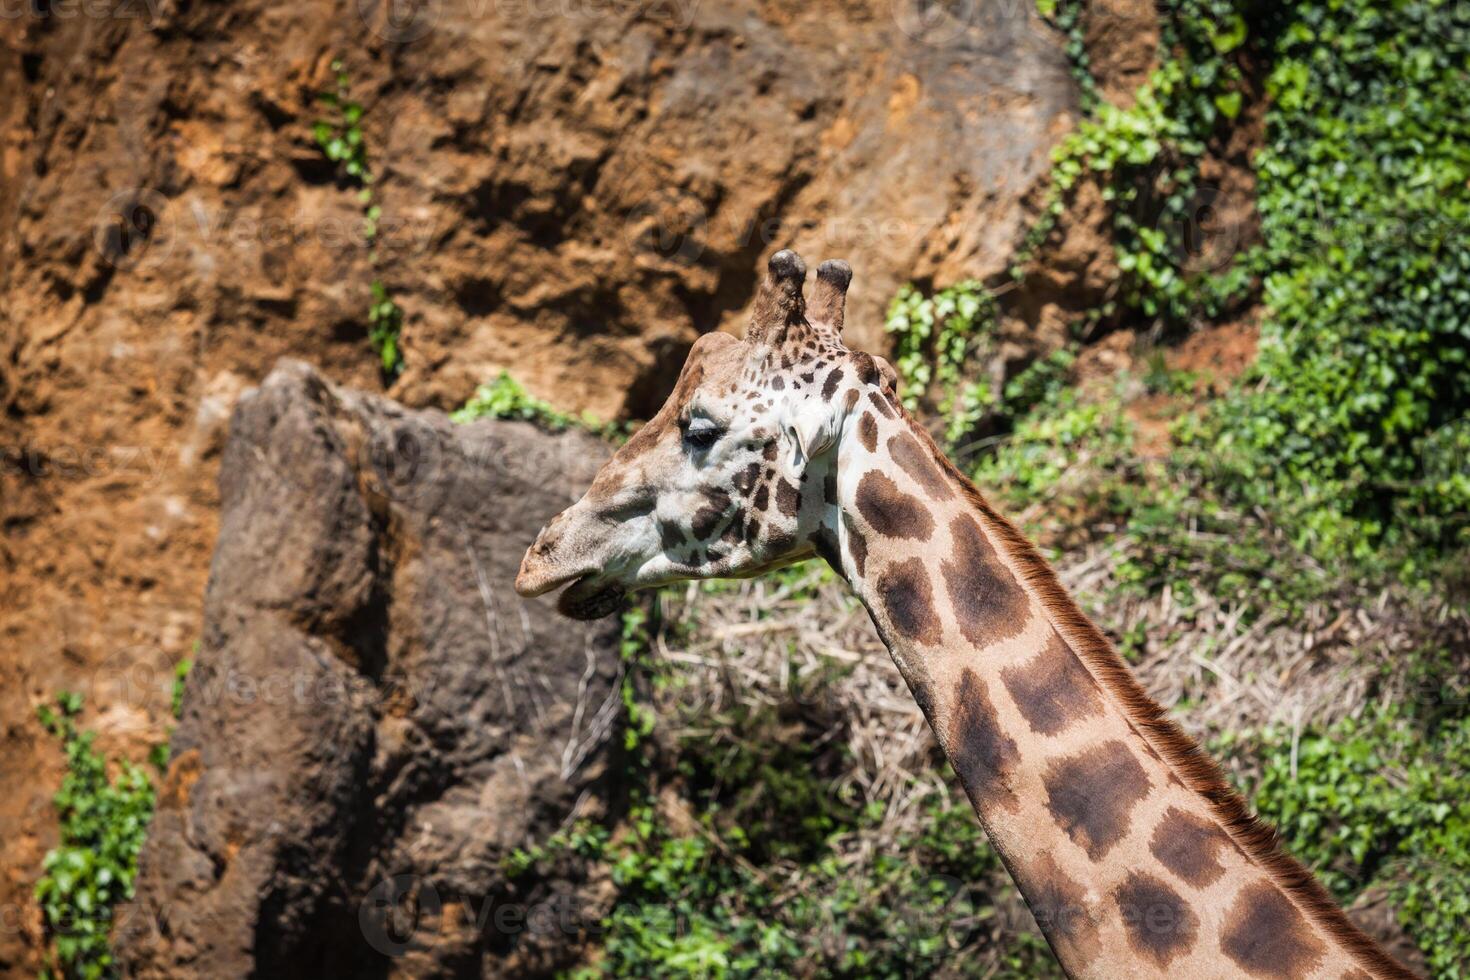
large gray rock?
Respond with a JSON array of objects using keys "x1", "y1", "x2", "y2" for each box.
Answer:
[{"x1": 115, "y1": 361, "x2": 622, "y2": 978}]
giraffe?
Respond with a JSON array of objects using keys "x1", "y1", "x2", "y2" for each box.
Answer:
[{"x1": 515, "y1": 251, "x2": 1418, "y2": 979}]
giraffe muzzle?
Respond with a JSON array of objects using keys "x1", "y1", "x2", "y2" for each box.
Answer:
[{"x1": 515, "y1": 520, "x2": 628, "y2": 619}]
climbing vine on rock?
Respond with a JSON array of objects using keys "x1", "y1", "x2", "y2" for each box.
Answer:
[{"x1": 315, "y1": 59, "x2": 404, "y2": 378}]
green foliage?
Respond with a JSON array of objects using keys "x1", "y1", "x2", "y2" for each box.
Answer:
[
  {"x1": 619, "y1": 603, "x2": 658, "y2": 752},
  {"x1": 170, "y1": 656, "x2": 191, "y2": 721},
  {"x1": 884, "y1": 281, "x2": 999, "y2": 444},
  {"x1": 573, "y1": 782, "x2": 1058, "y2": 979},
  {"x1": 966, "y1": 367, "x2": 1139, "y2": 550},
  {"x1": 1036, "y1": 0, "x2": 1099, "y2": 115},
  {"x1": 537, "y1": 574, "x2": 1061, "y2": 978},
  {"x1": 450, "y1": 370, "x2": 618, "y2": 438},
  {"x1": 315, "y1": 59, "x2": 404, "y2": 378},
  {"x1": 451, "y1": 370, "x2": 578, "y2": 428},
  {"x1": 367, "y1": 280, "x2": 403, "y2": 376},
  {"x1": 1023, "y1": 0, "x2": 1255, "y2": 323},
  {"x1": 1236, "y1": 706, "x2": 1470, "y2": 977},
  {"x1": 1185, "y1": 0, "x2": 1470, "y2": 572},
  {"x1": 34, "y1": 694, "x2": 155, "y2": 980}
]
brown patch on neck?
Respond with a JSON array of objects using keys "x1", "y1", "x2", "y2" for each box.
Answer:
[
  {"x1": 939, "y1": 514, "x2": 1027, "y2": 646},
  {"x1": 1042, "y1": 740, "x2": 1152, "y2": 862},
  {"x1": 857, "y1": 412, "x2": 878, "y2": 452},
  {"x1": 1150, "y1": 805, "x2": 1233, "y2": 888},
  {"x1": 875, "y1": 557, "x2": 943, "y2": 646},
  {"x1": 855, "y1": 471, "x2": 935, "y2": 541},
  {"x1": 947, "y1": 668, "x2": 1021, "y2": 814},
  {"x1": 888, "y1": 430, "x2": 954, "y2": 501},
  {"x1": 1114, "y1": 871, "x2": 1199, "y2": 968},
  {"x1": 1019, "y1": 850, "x2": 1100, "y2": 963},
  {"x1": 999, "y1": 630, "x2": 1105, "y2": 737},
  {"x1": 1221, "y1": 882, "x2": 1326, "y2": 978},
  {"x1": 867, "y1": 389, "x2": 895, "y2": 418}
]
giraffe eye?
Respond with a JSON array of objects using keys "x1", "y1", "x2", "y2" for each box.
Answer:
[{"x1": 683, "y1": 417, "x2": 724, "y2": 451}]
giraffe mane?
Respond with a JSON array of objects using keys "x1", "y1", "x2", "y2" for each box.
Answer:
[{"x1": 903, "y1": 411, "x2": 1417, "y2": 979}]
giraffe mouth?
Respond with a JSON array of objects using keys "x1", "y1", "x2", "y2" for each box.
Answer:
[{"x1": 555, "y1": 574, "x2": 627, "y2": 621}]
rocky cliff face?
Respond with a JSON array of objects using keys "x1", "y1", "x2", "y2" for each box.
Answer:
[
  {"x1": 0, "y1": 3, "x2": 1076, "y2": 971},
  {"x1": 114, "y1": 361, "x2": 622, "y2": 977}
]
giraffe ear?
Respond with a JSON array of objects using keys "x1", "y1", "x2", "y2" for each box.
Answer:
[{"x1": 746, "y1": 249, "x2": 807, "y2": 347}]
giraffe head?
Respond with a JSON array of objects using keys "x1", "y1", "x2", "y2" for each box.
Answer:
[{"x1": 515, "y1": 250, "x2": 896, "y2": 619}]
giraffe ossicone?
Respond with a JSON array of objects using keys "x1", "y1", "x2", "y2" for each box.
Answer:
[{"x1": 515, "y1": 250, "x2": 1418, "y2": 980}]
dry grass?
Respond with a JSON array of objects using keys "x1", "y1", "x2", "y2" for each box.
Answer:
[{"x1": 647, "y1": 549, "x2": 1469, "y2": 843}]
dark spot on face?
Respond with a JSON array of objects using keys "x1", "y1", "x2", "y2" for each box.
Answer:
[
  {"x1": 1115, "y1": 871, "x2": 1198, "y2": 968},
  {"x1": 765, "y1": 525, "x2": 796, "y2": 553},
  {"x1": 876, "y1": 558, "x2": 943, "y2": 646},
  {"x1": 771, "y1": 375, "x2": 785, "y2": 391},
  {"x1": 1150, "y1": 806, "x2": 1233, "y2": 889},
  {"x1": 843, "y1": 513, "x2": 868, "y2": 578},
  {"x1": 776, "y1": 478, "x2": 801, "y2": 517},
  {"x1": 1042, "y1": 740, "x2": 1152, "y2": 861},
  {"x1": 1023, "y1": 852, "x2": 1100, "y2": 962},
  {"x1": 691, "y1": 489, "x2": 731, "y2": 540},
  {"x1": 843, "y1": 388, "x2": 860, "y2": 413},
  {"x1": 721, "y1": 510, "x2": 747, "y2": 547},
  {"x1": 733, "y1": 462, "x2": 760, "y2": 495},
  {"x1": 821, "y1": 367, "x2": 844, "y2": 400},
  {"x1": 941, "y1": 515, "x2": 1027, "y2": 647},
  {"x1": 753, "y1": 483, "x2": 770, "y2": 511},
  {"x1": 853, "y1": 351, "x2": 880, "y2": 386},
  {"x1": 888, "y1": 430, "x2": 954, "y2": 501},
  {"x1": 762, "y1": 440, "x2": 778, "y2": 461},
  {"x1": 947, "y1": 668, "x2": 1021, "y2": 813},
  {"x1": 1220, "y1": 883, "x2": 1326, "y2": 978},
  {"x1": 659, "y1": 521, "x2": 687, "y2": 552},
  {"x1": 858, "y1": 413, "x2": 878, "y2": 452},
  {"x1": 855, "y1": 471, "x2": 934, "y2": 541},
  {"x1": 799, "y1": 371, "x2": 815, "y2": 384},
  {"x1": 868, "y1": 390, "x2": 895, "y2": 418},
  {"x1": 1000, "y1": 631, "x2": 1104, "y2": 737}
]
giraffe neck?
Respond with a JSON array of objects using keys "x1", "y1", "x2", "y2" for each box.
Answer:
[{"x1": 822, "y1": 397, "x2": 1410, "y2": 979}]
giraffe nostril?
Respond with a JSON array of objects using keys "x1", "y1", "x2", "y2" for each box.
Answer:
[{"x1": 532, "y1": 524, "x2": 560, "y2": 557}]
